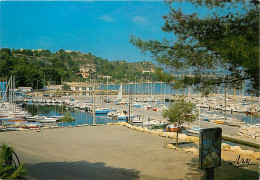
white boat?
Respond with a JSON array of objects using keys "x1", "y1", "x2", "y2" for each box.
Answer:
[
  {"x1": 114, "y1": 110, "x2": 135, "y2": 121},
  {"x1": 237, "y1": 106, "x2": 250, "y2": 113},
  {"x1": 117, "y1": 111, "x2": 128, "y2": 120},
  {"x1": 26, "y1": 115, "x2": 40, "y2": 122},
  {"x1": 149, "y1": 120, "x2": 160, "y2": 125},
  {"x1": 36, "y1": 116, "x2": 58, "y2": 123},
  {"x1": 51, "y1": 115, "x2": 63, "y2": 119},
  {"x1": 23, "y1": 122, "x2": 41, "y2": 128},
  {"x1": 132, "y1": 102, "x2": 143, "y2": 108},
  {"x1": 186, "y1": 126, "x2": 202, "y2": 136},
  {"x1": 107, "y1": 110, "x2": 117, "y2": 118},
  {"x1": 95, "y1": 108, "x2": 111, "y2": 114},
  {"x1": 131, "y1": 115, "x2": 144, "y2": 123}
]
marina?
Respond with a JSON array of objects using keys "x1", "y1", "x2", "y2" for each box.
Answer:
[
  {"x1": 1, "y1": 90, "x2": 259, "y2": 147},
  {"x1": 1, "y1": 76, "x2": 259, "y2": 150},
  {"x1": 1, "y1": 0, "x2": 259, "y2": 178}
]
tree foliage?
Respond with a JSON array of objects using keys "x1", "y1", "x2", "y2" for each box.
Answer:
[
  {"x1": 62, "y1": 83, "x2": 71, "y2": 91},
  {"x1": 163, "y1": 98, "x2": 197, "y2": 124},
  {"x1": 162, "y1": 97, "x2": 197, "y2": 145},
  {"x1": 130, "y1": 0, "x2": 259, "y2": 96},
  {"x1": 0, "y1": 48, "x2": 159, "y2": 89},
  {"x1": 0, "y1": 143, "x2": 26, "y2": 179},
  {"x1": 59, "y1": 111, "x2": 75, "y2": 122}
]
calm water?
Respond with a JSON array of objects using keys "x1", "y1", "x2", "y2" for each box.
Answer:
[
  {"x1": 23, "y1": 104, "x2": 116, "y2": 127},
  {"x1": 24, "y1": 104, "x2": 259, "y2": 127}
]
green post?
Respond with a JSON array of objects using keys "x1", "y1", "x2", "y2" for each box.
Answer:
[{"x1": 205, "y1": 167, "x2": 214, "y2": 180}]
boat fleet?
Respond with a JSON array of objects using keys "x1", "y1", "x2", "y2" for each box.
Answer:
[
  {"x1": 0, "y1": 102, "x2": 63, "y2": 131},
  {"x1": 1, "y1": 79, "x2": 259, "y2": 132}
]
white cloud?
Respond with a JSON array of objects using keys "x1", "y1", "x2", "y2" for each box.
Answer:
[
  {"x1": 132, "y1": 16, "x2": 149, "y2": 25},
  {"x1": 99, "y1": 15, "x2": 114, "y2": 22}
]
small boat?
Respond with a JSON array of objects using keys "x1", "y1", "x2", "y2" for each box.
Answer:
[
  {"x1": 107, "y1": 110, "x2": 117, "y2": 118},
  {"x1": 36, "y1": 116, "x2": 58, "y2": 123},
  {"x1": 166, "y1": 123, "x2": 180, "y2": 132},
  {"x1": 149, "y1": 120, "x2": 160, "y2": 125},
  {"x1": 186, "y1": 126, "x2": 202, "y2": 136},
  {"x1": 51, "y1": 115, "x2": 63, "y2": 119},
  {"x1": 132, "y1": 102, "x2": 143, "y2": 108},
  {"x1": 214, "y1": 120, "x2": 225, "y2": 124},
  {"x1": 113, "y1": 101, "x2": 120, "y2": 105},
  {"x1": 26, "y1": 115, "x2": 40, "y2": 122},
  {"x1": 1, "y1": 117, "x2": 25, "y2": 122},
  {"x1": 5, "y1": 127, "x2": 24, "y2": 131},
  {"x1": 23, "y1": 122, "x2": 41, "y2": 128},
  {"x1": 152, "y1": 107, "x2": 157, "y2": 111},
  {"x1": 131, "y1": 115, "x2": 143, "y2": 123},
  {"x1": 115, "y1": 111, "x2": 135, "y2": 121},
  {"x1": 95, "y1": 108, "x2": 111, "y2": 114}
]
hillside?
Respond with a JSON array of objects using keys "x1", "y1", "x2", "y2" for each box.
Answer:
[{"x1": 0, "y1": 48, "x2": 159, "y2": 89}]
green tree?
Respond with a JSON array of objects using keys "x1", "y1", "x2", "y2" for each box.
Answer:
[
  {"x1": 21, "y1": 49, "x2": 33, "y2": 56},
  {"x1": 162, "y1": 97, "x2": 197, "y2": 146},
  {"x1": 62, "y1": 83, "x2": 71, "y2": 91},
  {"x1": 58, "y1": 49, "x2": 65, "y2": 54},
  {"x1": 0, "y1": 48, "x2": 12, "y2": 56},
  {"x1": 0, "y1": 48, "x2": 159, "y2": 85},
  {"x1": 130, "y1": 0, "x2": 259, "y2": 96},
  {"x1": 0, "y1": 52, "x2": 13, "y2": 77},
  {"x1": 40, "y1": 50, "x2": 51, "y2": 57},
  {"x1": 59, "y1": 111, "x2": 75, "y2": 122},
  {"x1": 55, "y1": 60, "x2": 66, "y2": 69}
]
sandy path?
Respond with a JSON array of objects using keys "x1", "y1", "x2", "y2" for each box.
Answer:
[{"x1": 0, "y1": 125, "x2": 259, "y2": 179}]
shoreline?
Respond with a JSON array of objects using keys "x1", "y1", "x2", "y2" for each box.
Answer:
[{"x1": 10, "y1": 94, "x2": 260, "y2": 148}]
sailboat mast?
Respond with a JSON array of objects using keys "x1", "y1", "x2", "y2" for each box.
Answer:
[
  {"x1": 128, "y1": 88, "x2": 131, "y2": 123},
  {"x1": 224, "y1": 85, "x2": 227, "y2": 120},
  {"x1": 199, "y1": 95, "x2": 201, "y2": 128},
  {"x1": 13, "y1": 76, "x2": 15, "y2": 115},
  {"x1": 93, "y1": 78, "x2": 96, "y2": 125}
]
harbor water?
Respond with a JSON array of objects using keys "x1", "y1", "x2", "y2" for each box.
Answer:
[{"x1": 23, "y1": 104, "x2": 116, "y2": 127}]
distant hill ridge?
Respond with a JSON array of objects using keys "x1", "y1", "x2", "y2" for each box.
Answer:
[{"x1": 0, "y1": 48, "x2": 159, "y2": 89}]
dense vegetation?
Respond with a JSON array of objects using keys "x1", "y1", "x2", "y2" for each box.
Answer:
[
  {"x1": 0, "y1": 143, "x2": 26, "y2": 179},
  {"x1": 130, "y1": 0, "x2": 259, "y2": 96},
  {"x1": 0, "y1": 48, "x2": 158, "y2": 89}
]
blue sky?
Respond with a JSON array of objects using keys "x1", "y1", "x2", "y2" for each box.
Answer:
[{"x1": 0, "y1": 1, "x2": 204, "y2": 63}]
